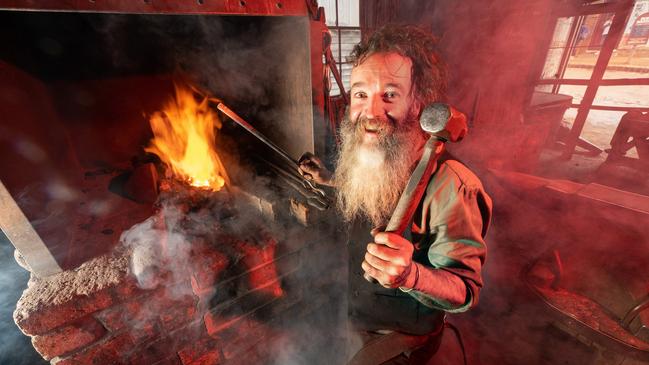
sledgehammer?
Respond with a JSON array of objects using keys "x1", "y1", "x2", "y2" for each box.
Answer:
[{"x1": 364, "y1": 103, "x2": 468, "y2": 284}]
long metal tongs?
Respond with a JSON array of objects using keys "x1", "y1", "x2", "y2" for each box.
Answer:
[
  {"x1": 259, "y1": 157, "x2": 329, "y2": 211},
  {"x1": 200, "y1": 95, "x2": 329, "y2": 210},
  {"x1": 216, "y1": 103, "x2": 329, "y2": 210}
]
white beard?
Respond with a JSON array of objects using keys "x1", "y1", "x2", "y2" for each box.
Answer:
[
  {"x1": 356, "y1": 145, "x2": 385, "y2": 168},
  {"x1": 335, "y1": 114, "x2": 425, "y2": 227}
]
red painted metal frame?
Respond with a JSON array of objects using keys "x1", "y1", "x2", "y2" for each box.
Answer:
[{"x1": 0, "y1": 0, "x2": 308, "y2": 16}]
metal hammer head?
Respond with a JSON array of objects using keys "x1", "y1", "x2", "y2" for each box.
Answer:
[{"x1": 419, "y1": 103, "x2": 468, "y2": 142}]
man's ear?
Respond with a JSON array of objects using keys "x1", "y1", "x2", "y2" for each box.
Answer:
[{"x1": 413, "y1": 100, "x2": 424, "y2": 119}]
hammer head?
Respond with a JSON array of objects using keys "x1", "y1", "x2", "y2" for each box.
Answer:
[{"x1": 420, "y1": 103, "x2": 468, "y2": 142}]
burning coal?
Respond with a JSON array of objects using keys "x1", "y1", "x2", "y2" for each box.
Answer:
[{"x1": 144, "y1": 83, "x2": 230, "y2": 191}]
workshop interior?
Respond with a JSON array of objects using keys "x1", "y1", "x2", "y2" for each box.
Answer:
[{"x1": 1, "y1": 0, "x2": 648, "y2": 364}]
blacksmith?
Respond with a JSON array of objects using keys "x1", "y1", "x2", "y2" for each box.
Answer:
[{"x1": 300, "y1": 24, "x2": 492, "y2": 364}]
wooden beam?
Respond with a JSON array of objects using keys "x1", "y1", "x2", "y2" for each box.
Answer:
[
  {"x1": 554, "y1": 1, "x2": 634, "y2": 17},
  {"x1": 538, "y1": 78, "x2": 649, "y2": 86},
  {"x1": 562, "y1": 4, "x2": 634, "y2": 160},
  {"x1": 0, "y1": 180, "x2": 61, "y2": 277},
  {"x1": 553, "y1": 16, "x2": 583, "y2": 94},
  {"x1": 569, "y1": 104, "x2": 649, "y2": 112}
]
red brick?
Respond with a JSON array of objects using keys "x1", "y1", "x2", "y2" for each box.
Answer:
[
  {"x1": 159, "y1": 297, "x2": 198, "y2": 332},
  {"x1": 99, "y1": 287, "x2": 199, "y2": 336},
  {"x1": 15, "y1": 301, "x2": 74, "y2": 336},
  {"x1": 236, "y1": 238, "x2": 284, "y2": 298},
  {"x1": 247, "y1": 265, "x2": 284, "y2": 298},
  {"x1": 237, "y1": 238, "x2": 284, "y2": 298},
  {"x1": 95, "y1": 295, "x2": 162, "y2": 344},
  {"x1": 189, "y1": 249, "x2": 229, "y2": 296},
  {"x1": 126, "y1": 336, "x2": 177, "y2": 365},
  {"x1": 96, "y1": 298, "x2": 152, "y2": 332},
  {"x1": 186, "y1": 351, "x2": 221, "y2": 365},
  {"x1": 130, "y1": 320, "x2": 161, "y2": 344},
  {"x1": 177, "y1": 337, "x2": 221, "y2": 365},
  {"x1": 112, "y1": 276, "x2": 146, "y2": 298},
  {"x1": 152, "y1": 355, "x2": 183, "y2": 365},
  {"x1": 77, "y1": 288, "x2": 115, "y2": 316},
  {"x1": 236, "y1": 238, "x2": 277, "y2": 269},
  {"x1": 196, "y1": 289, "x2": 217, "y2": 314},
  {"x1": 31, "y1": 317, "x2": 107, "y2": 360},
  {"x1": 16, "y1": 287, "x2": 114, "y2": 336},
  {"x1": 52, "y1": 332, "x2": 133, "y2": 365},
  {"x1": 204, "y1": 312, "x2": 241, "y2": 337},
  {"x1": 145, "y1": 288, "x2": 198, "y2": 332},
  {"x1": 220, "y1": 318, "x2": 277, "y2": 360}
]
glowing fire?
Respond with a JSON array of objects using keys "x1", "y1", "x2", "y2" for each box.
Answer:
[{"x1": 145, "y1": 84, "x2": 229, "y2": 191}]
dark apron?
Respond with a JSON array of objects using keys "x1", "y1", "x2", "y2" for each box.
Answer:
[{"x1": 347, "y1": 217, "x2": 445, "y2": 336}]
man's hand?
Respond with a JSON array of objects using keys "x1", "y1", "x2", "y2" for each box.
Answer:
[
  {"x1": 362, "y1": 232, "x2": 416, "y2": 289},
  {"x1": 298, "y1": 152, "x2": 334, "y2": 187}
]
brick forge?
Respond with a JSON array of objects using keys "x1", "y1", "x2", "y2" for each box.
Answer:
[{"x1": 13, "y1": 211, "x2": 303, "y2": 365}]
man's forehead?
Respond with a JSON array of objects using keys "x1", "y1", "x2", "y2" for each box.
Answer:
[{"x1": 351, "y1": 52, "x2": 413, "y2": 88}]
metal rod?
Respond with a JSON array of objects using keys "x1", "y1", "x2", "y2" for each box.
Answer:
[
  {"x1": 553, "y1": 15, "x2": 582, "y2": 94},
  {"x1": 326, "y1": 48, "x2": 350, "y2": 104},
  {"x1": 335, "y1": 0, "x2": 342, "y2": 78},
  {"x1": 216, "y1": 103, "x2": 299, "y2": 167},
  {"x1": 622, "y1": 294, "x2": 649, "y2": 328}
]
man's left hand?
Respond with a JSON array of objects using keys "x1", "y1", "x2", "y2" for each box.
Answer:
[{"x1": 362, "y1": 232, "x2": 415, "y2": 288}]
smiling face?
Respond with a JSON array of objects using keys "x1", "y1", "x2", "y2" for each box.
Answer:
[
  {"x1": 349, "y1": 52, "x2": 421, "y2": 146},
  {"x1": 335, "y1": 52, "x2": 427, "y2": 226}
]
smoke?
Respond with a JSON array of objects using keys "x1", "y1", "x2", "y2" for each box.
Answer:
[
  {"x1": 9, "y1": 4, "x2": 648, "y2": 364},
  {"x1": 114, "y1": 135, "x2": 350, "y2": 362},
  {"x1": 63, "y1": 13, "x2": 351, "y2": 362},
  {"x1": 336, "y1": 2, "x2": 649, "y2": 363}
]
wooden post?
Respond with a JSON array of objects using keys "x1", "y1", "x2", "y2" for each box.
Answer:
[
  {"x1": 0, "y1": 179, "x2": 61, "y2": 277},
  {"x1": 561, "y1": 3, "x2": 633, "y2": 160}
]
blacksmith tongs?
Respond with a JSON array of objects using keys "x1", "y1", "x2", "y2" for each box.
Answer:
[{"x1": 214, "y1": 102, "x2": 329, "y2": 210}]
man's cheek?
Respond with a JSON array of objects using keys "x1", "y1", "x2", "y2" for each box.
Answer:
[{"x1": 349, "y1": 105, "x2": 363, "y2": 123}]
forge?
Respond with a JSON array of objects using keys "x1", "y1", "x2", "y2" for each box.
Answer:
[
  {"x1": 3, "y1": 1, "x2": 649, "y2": 365},
  {"x1": 0, "y1": 3, "x2": 346, "y2": 364}
]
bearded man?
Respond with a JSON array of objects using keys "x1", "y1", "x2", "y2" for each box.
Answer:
[{"x1": 300, "y1": 25, "x2": 492, "y2": 364}]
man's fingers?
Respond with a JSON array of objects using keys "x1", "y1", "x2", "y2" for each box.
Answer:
[
  {"x1": 298, "y1": 152, "x2": 315, "y2": 164},
  {"x1": 361, "y1": 260, "x2": 391, "y2": 287},
  {"x1": 364, "y1": 252, "x2": 401, "y2": 276},
  {"x1": 298, "y1": 163, "x2": 318, "y2": 180},
  {"x1": 299, "y1": 152, "x2": 322, "y2": 169},
  {"x1": 374, "y1": 232, "x2": 412, "y2": 250},
  {"x1": 366, "y1": 243, "x2": 408, "y2": 266}
]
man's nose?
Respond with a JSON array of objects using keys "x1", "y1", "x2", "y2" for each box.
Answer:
[{"x1": 364, "y1": 94, "x2": 385, "y2": 119}]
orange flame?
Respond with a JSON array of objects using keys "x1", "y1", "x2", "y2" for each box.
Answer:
[{"x1": 145, "y1": 84, "x2": 229, "y2": 191}]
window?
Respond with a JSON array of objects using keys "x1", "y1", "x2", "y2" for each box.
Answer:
[{"x1": 319, "y1": 0, "x2": 361, "y2": 96}]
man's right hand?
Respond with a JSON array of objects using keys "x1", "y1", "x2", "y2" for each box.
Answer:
[{"x1": 298, "y1": 152, "x2": 334, "y2": 187}]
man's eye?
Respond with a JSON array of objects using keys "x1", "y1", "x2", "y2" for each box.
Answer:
[
  {"x1": 353, "y1": 92, "x2": 367, "y2": 98},
  {"x1": 384, "y1": 91, "x2": 398, "y2": 98}
]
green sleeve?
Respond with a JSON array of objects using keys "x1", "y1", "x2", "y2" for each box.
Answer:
[{"x1": 408, "y1": 162, "x2": 492, "y2": 313}]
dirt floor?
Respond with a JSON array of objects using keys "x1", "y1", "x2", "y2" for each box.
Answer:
[{"x1": 557, "y1": 67, "x2": 648, "y2": 158}]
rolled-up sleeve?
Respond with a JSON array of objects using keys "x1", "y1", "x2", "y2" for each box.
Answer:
[{"x1": 409, "y1": 161, "x2": 492, "y2": 313}]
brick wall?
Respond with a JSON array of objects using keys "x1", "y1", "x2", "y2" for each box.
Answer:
[{"x1": 13, "y1": 229, "x2": 303, "y2": 365}]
